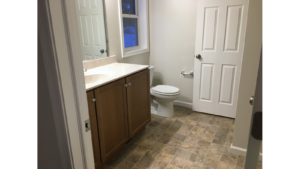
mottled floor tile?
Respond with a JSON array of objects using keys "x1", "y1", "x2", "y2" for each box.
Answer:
[
  {"x1": 180, "y1": 142, "x2": 195, "y2": 152},
  {"x1": 132, "y1": 164, "x2": 147, "y2": 169},
  {"x1": 173, "y1": 133, "x2": 187, "y2": 142},
  {"x1": 191, "y1": 126, "x2": 205, "y2": 133},
  {"x1": 183, "y1": 161, "x2": 202, "y2": 169},
  {"x1": 181, "y1": 124, "x2": 194, "y2": 131},
  {"x1": 188, "y1": 131, "x2": 202, "y2": 139},
  {"x1": 189, "y1": 153, "x2": 205, "y2": 163},
  {"x1": 221, "y1": 154, "x2": 237, "y2": 166},
  {"x1": 147, "y1": 134, "x2": 161, "y2": 142},
  {"x1": 135, "y1": 145, "x2": 150, "y2": 154},
  {"x1": 175, "y1": 148, "x2": 191, "y2": 160},
  {"x1": 197, "y1": 117, "x2": 210, "y2": 124},
  {"x1": 115, "y1": 149, "x2": 132, "y2": 159},
  {"x1": 150, "y1": 160, "x2": 168, "y2": 169},
  {"x1": 185, "y1": 120, "x2": 197, "y2": 126},
  {"x1": 106, "y1": 157, "x2": 124, "y2": 167},
  {"x1": 164, "y1": 130, "x2": 177, "y2": 137},
  {"x1": 188, "y1": 116, "x2": 200, "y2": 122},
  {"x1": 115, "y1": 160, "x2": 135, "y2": 169},
  {"x1": 203, "y1": 158, "x2": 220, "y2": 169},
  {"x1": 212, "y1": 132, "x2": 228, "y2": 145},
  {"x1": 126, "y1": 152, "x2": 144, "y2": 163},
  {"x1": 144, "y1": 150, "x2": 161, "y2": 159},
  {"x1": 101, "y1": 105, "x2": 261, "y2": 169},
  {"x1": 236, "y1": 155, "x2": 245, "y2": 167},
  {"x1": 170, "y1": 156, "x2": 188, "y2": 168},
  {"x1": 150, "y1": 142, "x2": 167, "y2": 152},
  {"x1": 184, "y1": 137, "x2": 199, "y2": 145},
  {"x1": 168, "y1": 139, "x2": 183, "y2": 148},
  {"x1": 195, "y1": 121, "x2": 207, "y2": 128},
  {"x1": 221, "y1": 118, "x2": 234, "y2": 124},
  {"x1": 158, "y1": 136, "x2": 172, "y2": 144},
  {"x1": 137, "y1": 156, "x2": 156, "y2": 168},
  {"x1": 177, "y1": 128, "x2": 191, "y2": 136},
  {"x1": 162, "y1": 145, "x2": 178, "y2": 155},
  {"x1": 198, "y1": 128, "x2": 216, "y2": 142},
  {"x1": 166, "y1": 164, "x2": 180, "y2": 169},
  {"x1": 157, "y1": 153, "x2": 174, "y2": 164},
  {"x1": 139, "y1": 138, "x2": 156, "y2": 148},
  {"x1": 206, "y1": 143, "x2": 224, "y2": 160},
  {"x1": 218, "y1": 161, "x2": 235, "y2": 169}
]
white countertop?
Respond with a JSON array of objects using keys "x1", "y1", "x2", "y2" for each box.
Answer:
[{"x1": 85, "y1": 63, "x2": 149, "y2": 91}]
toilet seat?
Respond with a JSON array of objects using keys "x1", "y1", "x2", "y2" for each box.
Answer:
[
  {"x1": 151, "y1": 90, "x2": 180, "y2": 96},
  {"x1": 151, "y1": 85, "x2": 180, "y2": 95}
]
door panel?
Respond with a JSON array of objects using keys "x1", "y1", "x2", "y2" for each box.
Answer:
[
  {"x1": 199, "y1": 64, "x2": 214, "y2": 101},
  {"x1": 126, "y1": 69, "x2": 151, "y2": 138},
  {"x1": 202, "y1": 7, "x2": 218, "y2": 51},
  {"x1": 94, "y1": 78, "x2": 128, "y2": 163},
  {"x1": 219, "y1": 65, "x2": 236, "y2": 104},
  {"x1": 75, "y1": 0, "x2": 107, "y2": 60},
  {"x1": 193, "y1": 0, "x2": 248, "y2": 118},
  {"x1": 224, "y1": 6, "x2": 243, "y2": 51},
  {"x1": 86, "y1": 90, "x2": 102, "y2": 168}
]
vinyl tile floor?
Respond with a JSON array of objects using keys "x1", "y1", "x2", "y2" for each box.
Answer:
[{"x1": 103, "y1": 105, "x2": 262, "y2": 169}]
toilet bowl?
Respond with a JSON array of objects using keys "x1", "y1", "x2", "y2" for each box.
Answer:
[{"x1": 149, "y1": 66, "x2": 180, "y2": 117}]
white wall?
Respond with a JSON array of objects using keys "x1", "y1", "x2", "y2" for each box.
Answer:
[
  {"x1": 105, "y1": 0, "x2": 150, "y2": 65},
  {"x1": 149, "y1": 0, "x2": 198, "y2": 104},
  {"x1": 231, "y1": 0, "x2": 262, "y2": 152},
  {"x1": 38, "y1": 42, "x2": 63, "y2": 169}
]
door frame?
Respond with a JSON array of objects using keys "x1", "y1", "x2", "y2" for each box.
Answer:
[{"x1": 38, "y1": 0, "x2": 95, "y2": 168}]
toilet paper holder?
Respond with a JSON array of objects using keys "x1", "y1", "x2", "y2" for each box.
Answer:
[{"x1": 181, "y1": 71, "x2": 193, "y2": 76}]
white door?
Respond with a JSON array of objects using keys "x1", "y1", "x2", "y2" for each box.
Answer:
[
  {"x1": 193, "y1": 0, "x2": 249, "y2": 118},
  {"x1": 75, "y1": 0, "x2": 107, "y2": 61},
  {"x1": 245, "y1": 52, "x2": 262, "y2": 168}
]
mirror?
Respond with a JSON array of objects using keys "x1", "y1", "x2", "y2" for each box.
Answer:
[{"x1": 75, "y1": 0, "x2": 109, "y2": 61}]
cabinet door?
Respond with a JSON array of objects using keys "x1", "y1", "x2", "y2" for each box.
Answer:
[
  {"x1": 126, "y1": 69, "x2": 151, "y2": 138},
  {"x1": 94, "y1": 78, "x2": 129, "y2": 163},
  {"x1": 86, "y1": 90, "x2": 102, "y2": 168}
]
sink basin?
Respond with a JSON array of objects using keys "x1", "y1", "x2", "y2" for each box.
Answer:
[{"x1": 84, "y1": 74, "x2": 110, "y2": 84}]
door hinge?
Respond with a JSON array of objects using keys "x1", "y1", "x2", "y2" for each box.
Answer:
[
  {"x1": 251, "y1": 111, "x2": 262, "y2": 140},
  {"x1": 92, "y1": 98, "x2": 96, "y2": 102},
  {"x1": 85, "y1": 119, "x2": 90, "y2": 132}
]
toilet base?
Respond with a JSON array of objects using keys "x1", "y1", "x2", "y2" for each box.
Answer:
[{"x1": 153, "y1": 100, "x2": 174, "y2": 117}]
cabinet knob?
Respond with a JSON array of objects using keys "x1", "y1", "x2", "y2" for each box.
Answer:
[
  {"x1": 128, "y1": 83, "x2": 131, "y2": 86},
  {"x1": 124, "y1": 84, "x2": 127, "y2": 87},
  {"x1": 92, "y1": 98, "x2": 96, "y2": 102}
]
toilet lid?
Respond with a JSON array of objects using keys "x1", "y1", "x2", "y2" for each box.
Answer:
[{"x1": 151, "y1": 85, "x2": 180, "y2": 94}]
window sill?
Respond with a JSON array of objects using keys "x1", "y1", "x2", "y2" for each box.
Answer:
[{"x1": 123, "y1": 48, "x2": 149, "y2": 58}]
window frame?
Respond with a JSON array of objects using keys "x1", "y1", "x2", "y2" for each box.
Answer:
[
  {"x1": 119, "y1": 0, "x2": 149, "y2": 58},
  {"x1": 122, "y1": 0, "x2": 140, "y2": 51}
]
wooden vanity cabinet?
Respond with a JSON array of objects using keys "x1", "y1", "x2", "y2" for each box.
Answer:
[
  {"x1": 86, "y1": 69, "x2": 151, "y2": 167},
  {"x1": 94, "y1": 78, "x2": 129, "y2": 163},
  {"x1": 125, "y1": 69, "x2": 151, "y2": 138},
  {"x1": 86, "y1": 90, "x2": 102, "y2": 169}
]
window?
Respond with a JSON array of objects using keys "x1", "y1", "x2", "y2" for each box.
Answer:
[{"x1": 119, "y1": 0, "x2": 149, "y2": 58}]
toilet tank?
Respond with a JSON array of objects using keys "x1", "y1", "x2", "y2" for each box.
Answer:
[{"x1": 149, "y1": 66, "x2": 154, "y2": 86}]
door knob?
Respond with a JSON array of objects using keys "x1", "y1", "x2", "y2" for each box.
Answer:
[
  {"x1": 249, "y1": 96, "x2": 254, "y2": 105},
  {"x1": 195, "y1": 54, "x2": 201, "y2": 59},
  {"x1": 100, "y1": 49, "x2": 105, "y2": 54}
]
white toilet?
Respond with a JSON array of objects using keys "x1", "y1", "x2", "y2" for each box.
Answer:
[{"x1": 149, "y1": 66, "x2": 180, "y2": 117}]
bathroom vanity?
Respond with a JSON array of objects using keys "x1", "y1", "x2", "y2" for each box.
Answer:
[{"x1": 85, "y1": 61, "x2": 151, "y2": 168}]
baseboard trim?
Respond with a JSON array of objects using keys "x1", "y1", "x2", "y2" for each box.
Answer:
[
  {"x1": 230, "y1": 144, "x2": 262, "y2": 161},
  {"x1": 173, "y1": 100, "x2": 192, "y2": 109}
]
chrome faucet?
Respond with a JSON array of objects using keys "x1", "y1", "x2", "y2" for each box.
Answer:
[{"x1": 83, "y1": 65, "x2": 87, "y2": 72}]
